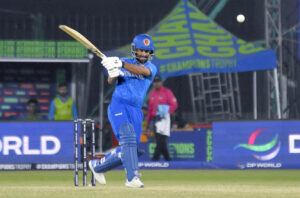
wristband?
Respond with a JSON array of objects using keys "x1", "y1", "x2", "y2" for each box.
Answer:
[{"x1": 122, "y1": 61, "x2": 125, "y2": 68}]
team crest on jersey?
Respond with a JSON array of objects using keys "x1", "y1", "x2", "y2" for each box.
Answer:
[{"x1": 143, "y1": 38, "x2": 150, "y2": 46}]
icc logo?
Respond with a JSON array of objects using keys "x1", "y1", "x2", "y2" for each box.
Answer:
[
  {"x1": 234, "y1": 129, "x2": 280, "y2": 161},
  {"x1": 143, "y1": 39, "x2": 150, "y2": 46}
]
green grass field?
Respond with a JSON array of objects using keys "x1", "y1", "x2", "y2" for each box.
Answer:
[{"x1": 0, "y1": 170, "x2": 299, "y2": 198}]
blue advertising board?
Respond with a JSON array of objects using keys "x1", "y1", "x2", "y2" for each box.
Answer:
[
  {"x1": 213, "y1": 121, "x2": 300, "y2": 169},
  {"x1": 0, "y1": 121, "x2": 75, "y2": 164},
  {"x1": 139, "y1": 128, "x2": 212, "y2": 163}
]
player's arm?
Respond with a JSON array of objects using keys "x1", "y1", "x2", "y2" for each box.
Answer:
[
  {"x1": 123, "y1": 62, "x2": 151, "y2": 76},
  {"x1": 101, "y1": 57, "x2": 151, "y2": 77},
  {"x1": 101, "y1": 57, "x2": 123, "y2": 84}
]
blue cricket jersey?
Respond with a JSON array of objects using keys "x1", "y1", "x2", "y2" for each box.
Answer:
[{"x1": 111, "y1": 58, "x2": 157, "y2": 108}]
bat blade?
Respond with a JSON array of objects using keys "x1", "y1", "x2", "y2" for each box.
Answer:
[{"x1": 59, "y1": 25, "x2": 106, "y2": 58}]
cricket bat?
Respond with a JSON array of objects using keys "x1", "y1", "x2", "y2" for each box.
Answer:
[{"x1": 59, "y1": 25, "x2": 106, "y2": 59}]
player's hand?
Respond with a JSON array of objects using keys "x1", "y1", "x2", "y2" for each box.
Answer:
[
  {"x1": 108, "y1": 68, "x2": 124, "y2": 78},
  {"x1": 101, "y1": 57, "x2": 123, "y2": 70}
]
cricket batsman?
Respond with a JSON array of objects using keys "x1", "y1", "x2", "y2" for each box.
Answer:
[{"x1": 89, "y1": 34, "x2": 157, "y2": 188}]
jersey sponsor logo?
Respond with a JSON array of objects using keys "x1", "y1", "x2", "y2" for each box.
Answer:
[
  {"x1": 123, "y1": 70, "x2": 144, "y2": 79},
  {"x1": 143, "y1": 39, "x2": 150, "y2": 46},
  {"x1": 114, "y1": 112, "x2": 123, "y2": 116}
]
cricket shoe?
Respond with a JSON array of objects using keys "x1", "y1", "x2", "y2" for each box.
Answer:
[
  {"x1": 125, "y1": 176, "x2": 144, "y2": 188},
  {"x1": 88, "y1": 160, "x2": 106, "y2": 185}
]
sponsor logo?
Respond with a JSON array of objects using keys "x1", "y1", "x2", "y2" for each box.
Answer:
[
  {"x1": 245, "y1": 162, "x2": 282, "y2": 168},
  {"x1": 28, "y1": 91, "x2": 38, "y2": 96},
  {"x1": 15, "y1": 91, "x2": 26, "y2": 96},
  {"x1": 40, "y1": 106, "x2": 49, "y2": 111},
  {"x1": 4, "y1": 91, "x2": 13, "y2": 95},
  {"x1": 20, "y1": 84, "x2": 34, "y2": 89},
  {"x1": 114, "y1": 112, "x2": 123, "y2": 116},
  {"x1": 15, "y1": 105, "x2": 25, "y2": 110},
  {"x1": 36, "y1": 84, "x2": 50, "y2": 89},
  {"x1": 138, "y1": 162, "x2": 169, "y2": 168},
  {"x1": 0, "y1": 136, "x2": 61, "y2": 155},
  {"x1": 3, "y1": 112, "x2": 17, "y2": 118},
  {"x1": 36, "y1": 164, "x2": 74, "y2": 170},
  {"x1": 0, "y1": 164, "x2": 32, "y2": 170},
  {"x1": 40, "y1": 92, "x2": 50, "y2": 96},
  {"x1": 234, "y1": 129, "x2": 280, "y2": 161},
  {"x1": 37, "y1": 99, "x2": 49, "y2": 104},
  {"x1": 289, "y1": 134, "x2": 300, "y2": 153},
  {"x1": 19, "y1": 98, "x2": 29, "y2": 103},
  {"x1": 1, "y1": 105, "x2": 11, "y2": 110},
  {"x1": 0, "y1": 164, "x2": 76, "y2": 171},
  {"x1": 238, "y1": 162, "x2": 282, "y2": 169},
  {"x1": 5, "y1": 83, "x2": 19, "y2": 88},
  {"x1": 206, "y1": 129, "x2": 213, "y2": 162},
  {"x1": 3, "y1": 97, "x2": 18, "y2": 103},
  {"x1": 149, "y1": 143, "x2": 195, "y2": 159}
]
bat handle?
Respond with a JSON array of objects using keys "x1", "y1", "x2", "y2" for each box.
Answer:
[{"x1": 95, "y1": 51, "x2": 106, "y2": 59}]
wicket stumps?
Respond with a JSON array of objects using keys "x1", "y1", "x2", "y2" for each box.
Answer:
[{"x1": 74, "y1": 119, "x2": 96, "y2": 187}]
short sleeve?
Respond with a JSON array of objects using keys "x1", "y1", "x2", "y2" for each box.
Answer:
[{"x1": 145, "y1": 63, "x2": 157, "y2": 78}]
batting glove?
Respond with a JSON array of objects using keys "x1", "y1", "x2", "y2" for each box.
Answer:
[
  {"x1": 101, "y1": 56, "x2": 123, "y2": 70},
  {"x1": 108, "y1": 68, "x2": 124, "y2": 78}
]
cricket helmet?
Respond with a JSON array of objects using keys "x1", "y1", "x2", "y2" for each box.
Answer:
[{"x1": 131, "y1": 34, "x2": 154, "y2": 61}]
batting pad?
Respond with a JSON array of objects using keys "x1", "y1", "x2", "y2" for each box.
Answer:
[
  {"x1": 119, "y1": 122, "x2": 140, "y2": 181},
  {"x1": 94, "y1": 147, "x2": 121, "y2": 173}
]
